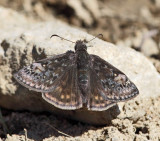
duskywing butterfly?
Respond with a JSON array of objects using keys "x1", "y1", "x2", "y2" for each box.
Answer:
[{"x1": 14, "y1": 35, "x2": 139, "y2": 111}]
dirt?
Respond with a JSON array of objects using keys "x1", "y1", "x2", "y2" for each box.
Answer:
[
  {"x1": 0, "y1": 0, "x2": 160, "y2": 141},
  {"x1": 0, "y1": 96, "x2": 160, "y2": 141}
]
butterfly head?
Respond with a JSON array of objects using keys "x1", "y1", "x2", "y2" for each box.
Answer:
[{"x1": 75, "y1": 40, "x2": 88, "y2": 51}]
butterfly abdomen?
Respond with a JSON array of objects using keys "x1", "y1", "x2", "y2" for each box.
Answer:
[{"x1": 76, "y1": 50, "x2": 90, "y2": 100}]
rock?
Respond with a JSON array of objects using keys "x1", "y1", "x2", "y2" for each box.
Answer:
[
  {"x1": 0, "y1": 6, "x2": 160, "y2": 126},
  {"x1": 67, "y1": 0, "x2": 93, "y2": 25},
  {"x1": 117, "y1": 29, "x2": 159, "y2": 57},
  {"x1": 82, "y1": 0, "x2": 100, "y2": 20},
  {"x1": 155, "y1": 0, "x2": 160, "y2": 8}
]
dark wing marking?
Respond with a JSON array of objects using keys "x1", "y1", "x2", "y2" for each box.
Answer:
[
  {"x1": 14, "y1": 51, "x2": 75, "y2": 93},
  {"x1": 90, "y1": 55, "x2": 139, "y2": 102},
  {"x1": 87, "y1": 69, "x2": 116, "y2": 111},
  {"x1": 42, "y1": 65, "x2": 83, "y2": 110}
]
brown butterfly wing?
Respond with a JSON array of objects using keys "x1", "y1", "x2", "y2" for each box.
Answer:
[
  {"x1": 14, "y1": 51, "x2": 75, "y2": 93},
  {"x1": 42, "y1": 65, "x2": 83, "y2": 110},
  {"x1": 87, "y1": 69, "x2": 116, "y2": 111},
  {"x1": 89, "y1": 55, "x2": 139, "y2": 102}
]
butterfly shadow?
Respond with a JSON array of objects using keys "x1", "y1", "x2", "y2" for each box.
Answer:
[{"x1": 27, "y1": 99, "x2": 121, "y2": 139}]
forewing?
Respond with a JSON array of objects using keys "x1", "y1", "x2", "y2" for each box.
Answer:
[
  {"x1": 14, "y1": 51, "x2": 75, "y2": 92},
  {"x1": 90, "y1": 55, "x2": 139, "y2": 102},
  {"x1": 42, "y1": 66, "x2": 83, "y2": 110},
  {"x1": 87, "y1": 69, "x2": 116, "y2": 111}
]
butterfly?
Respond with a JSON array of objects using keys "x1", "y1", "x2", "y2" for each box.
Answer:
[{"x1": 14, "y1": 34, "x2": 139, "y2": 111}]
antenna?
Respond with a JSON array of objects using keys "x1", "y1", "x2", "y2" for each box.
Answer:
[
  {"x1": 87, "y1": 34, "x2": 103, "y2": 43},
  {"x1": 50, "y1": 34, "x2": 75, "y2": 43}
]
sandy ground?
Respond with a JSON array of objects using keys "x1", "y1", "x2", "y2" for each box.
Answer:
[{"x1": 0, "y1": 96, "x2": 160, "y2": 141}]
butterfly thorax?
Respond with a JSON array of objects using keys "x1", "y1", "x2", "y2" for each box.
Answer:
[{"x1": 75, "y1": 41, "x2": 90, "y2": 103}]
